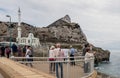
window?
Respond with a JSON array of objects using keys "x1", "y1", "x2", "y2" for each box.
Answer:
[{"x1": 28, "y1": 40, "x2": 30, "y2": 43}]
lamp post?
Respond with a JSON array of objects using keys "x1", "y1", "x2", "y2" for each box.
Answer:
[{"x1": 6, "y1": 15, "x2": 12, "y2": 48}]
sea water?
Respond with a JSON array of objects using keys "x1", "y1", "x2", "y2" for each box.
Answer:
[{"x1": 97, "y1": 51, "x2": 120, "y2": 78}]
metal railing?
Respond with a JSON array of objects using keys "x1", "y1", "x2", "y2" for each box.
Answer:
[{"x1": 10, "y1": 56, "x2": 94, "y2": 78}]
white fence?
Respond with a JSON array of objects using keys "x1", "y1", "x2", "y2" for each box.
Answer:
[{"x1": 10, "y1": 56, "x2": 94, "y2": 78}]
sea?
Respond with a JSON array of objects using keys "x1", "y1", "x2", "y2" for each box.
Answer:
[{"x1": 97, "y1": 50, "x2": 120, "y2": 78}]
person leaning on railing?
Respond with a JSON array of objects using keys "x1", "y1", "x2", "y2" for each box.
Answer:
[
  {"x1": 69, "y1": 45, "x2": 75, "y2": 66},
  {"x1": 84, "y1": 47, "x2": 94, "y2": 73}
]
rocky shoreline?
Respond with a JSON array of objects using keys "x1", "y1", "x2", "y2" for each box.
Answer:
[{"x1": 97, "y1": 71, "x2": 118, "y2": 78}]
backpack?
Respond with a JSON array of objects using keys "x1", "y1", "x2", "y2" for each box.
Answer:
[
  {"x1": 70, "y1": 48, "x2": 75, "y2": 55},
  {"x1": 6, "y1": 48, "x2": 11, "y2": 54}
]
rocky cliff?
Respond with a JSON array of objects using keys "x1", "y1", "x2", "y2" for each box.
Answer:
[{"x1": 0, "y1": 15, "x2": 110, "y2": 64}]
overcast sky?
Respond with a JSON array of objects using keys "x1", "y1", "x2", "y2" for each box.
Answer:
[{"x1": 0, "y1": 0, "x2": 120, "y2": 51}]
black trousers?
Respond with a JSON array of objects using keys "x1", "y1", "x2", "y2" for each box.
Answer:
[
  {"x1": 26, "y1": 55, "x2": 33, "y2": 67},
  {"x1": 70, "y1": 54, "x2": 75, "y2": 65}
]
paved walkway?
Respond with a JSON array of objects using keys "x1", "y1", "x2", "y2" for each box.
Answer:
[
  {"x1": 0, "y1": 58, "x2": 55, "y2": 78},
  {"x1": 31, "y1": 63, "x2": 87, "y2": 78},
  {"x1": 0, "y1": 58, "x2": 96, "y2": 78}
]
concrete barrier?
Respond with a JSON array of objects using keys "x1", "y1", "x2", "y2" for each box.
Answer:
[
  {"x1": 0, "y1": 57, "x2": 55, "y2": 78},
  {"x1": 87, "y1": 71, "x2": 97, "y2": 78}
]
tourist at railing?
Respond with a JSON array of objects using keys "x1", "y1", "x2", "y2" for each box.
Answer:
[
  {"x1": 17, "y1": 46, "x2": 22, "y2": 57},
  {"x1": 49, "y1": 45, "x2": 56, "y2": 74},
  {"x1": 0, "y1": 46, "x2": 1, "y2": 57},
  {"x1": 84, "y1": 47, "x2": 94, "y2": 73},
  {"x1": 11, "y1": 44, "x2": 18, "y2": 56},
  {"x1": 62, "y1": 47, "x2": 69, "y2": 64},
  {"x1": 22, "y1": 45, "x2": 27, "y2": 57},
  {"x1": 0, "y1": 45, "x2": 5, "y2": 57},
  {"x1": 54, "y1": 43, "x2": 64, "y2": 78},
  {"x1": 25, "y1": 46, "x2": 33, "y2": 67},
  {"x1": 69, "y1": 45, "x2": 75, "y2": 66},
  {"x1": 5, "y1": 46, "x2": 11, "y2": 58},
  {"x1": 82, "y1": 43, "x2": 89, "y2": 56}
]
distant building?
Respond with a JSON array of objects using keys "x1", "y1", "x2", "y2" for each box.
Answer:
[{"x1": 16, "y1": 8, "x2": 40, "y2": 47}]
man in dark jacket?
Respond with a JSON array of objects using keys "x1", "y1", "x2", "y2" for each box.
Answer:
[
  {"x1": 82, "y1": 43, "x2": 89, "y2": 56},
  {"x1": 1, "y1": 46, "x2": 5, "y2": 57},
  {"x1": 11, "y1": 44, "x2": 18, "y2": 56}
]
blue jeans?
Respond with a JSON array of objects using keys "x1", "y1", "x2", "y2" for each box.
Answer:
[{"x1": 56, "y1": 62, "x2": 63, "y2": 78}]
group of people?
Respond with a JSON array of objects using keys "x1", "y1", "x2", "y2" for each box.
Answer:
[
  {"x1": 0, "y1": 45, "x2": 11, "y2": 58},
  {"x1": 0, "y1": 44, "x2": 33, "y2": 60},
  {"x1": 0, "y1": 42, "x2": 94, "y2": 77},
  {"x1": 82, "y1": 43, "x2": 95, "y2": 73},
  {"x1": 48, "y1": 43, "x2": 76, "y2": 78}
]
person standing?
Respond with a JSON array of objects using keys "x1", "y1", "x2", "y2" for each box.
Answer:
[
  {"x1": 82, "y1": 43, "x2": 89, "y2": 56},
  {"x1": 0, "y1": 46, "x2": 1, "y2": 56},
  {"x1": 49, "y1": 45, "x2": 55, "y2": 73},
  {"x1": 25, "y1": 46, "x2": 33, "y2": 67},
  {"x1": 1, "y1": 45, "x2": 5, "y2": 57},
  {"x1": 54, "y1": 43, "x2": 64, "y2": 78},
  {"x1": 62, "y1": 47, "x2": 69, "y2": 63},
  {"x1": 22, "y1": 45, "x2": 27, "y2": 57},
  {"x1": 5, "y1": 46, "x2": 11, "y2": 58},
  {"x1": 17, "y1": 46, "x2": 22, "y2": 57},
  {"x1": 84, "y1": 47, "x2": 94, "y2": 73},
  {"x1": 69, "y1": 45, "x2": 75, "y2": 66},
  {"x1": 11, "y1": 44, "x2": 18, "y2": 56}
]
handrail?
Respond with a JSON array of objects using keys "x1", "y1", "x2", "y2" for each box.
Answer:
[{"x1": 10, "y1": 56, "x2": 95, "y2": 78}]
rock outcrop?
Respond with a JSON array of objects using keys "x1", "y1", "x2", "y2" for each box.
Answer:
[
  {"x1": 93, "y1": 47, "x2": 110, "y2": 66},
  {"x1": 0, "y1": 15, "x2": 110, "y2": 64},
  {"x1": 46, "y1": 15, "x2": 87, "y2": 43}
]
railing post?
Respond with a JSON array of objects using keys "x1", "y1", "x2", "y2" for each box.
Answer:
[{"x1": 67, "y1": 56, "x2": 69, "y2": 78}]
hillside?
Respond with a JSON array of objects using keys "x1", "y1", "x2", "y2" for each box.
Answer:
[{"x1": 0, "y1": 15, "x2": 110, "y2": 64}]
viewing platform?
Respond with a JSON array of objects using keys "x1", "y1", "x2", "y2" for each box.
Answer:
[{"x1": 0, "y1": 57, "x2": 97, "y2": 78}]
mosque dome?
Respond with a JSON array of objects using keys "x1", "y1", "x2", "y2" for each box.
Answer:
[{"x1": 28, "y1": 33, "x2": 34, "y2": 38}]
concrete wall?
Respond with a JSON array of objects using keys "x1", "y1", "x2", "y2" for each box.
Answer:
[{"x1": 0, "y1": 58, "x2": 55, "y2": 78}]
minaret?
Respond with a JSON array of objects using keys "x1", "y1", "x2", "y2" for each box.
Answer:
[{"x1": 17, "y1": 7, "x2": 21, "y2": 38}]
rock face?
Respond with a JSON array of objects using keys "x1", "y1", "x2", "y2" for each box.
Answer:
[
  {"x1": 0, "y1": 22, "x2": 36, "y2": 41},
  {"x1": 93, "y1": 47, "x2": 110, "y2": 65},
  {"x1": 0, "y1": 21, "x2": 9, "y2": 36},
  {"x1": 46, "y1": 15, "x2": 87, "y2": 43},
  {"x1": 0, "y1": 15, "x2": 110, "y2": 63}
]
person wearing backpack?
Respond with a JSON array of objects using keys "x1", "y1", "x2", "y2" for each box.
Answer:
[
  {"x1": 69, "y1": 45, "x2": 75, "y2": 66},
  {"x1": 54, "y1": 43, "x2": 64, "y2": 78}
]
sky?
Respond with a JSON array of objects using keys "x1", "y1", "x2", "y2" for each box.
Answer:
[{"x1": 0, "y1": 0, "x2": 120, "y2": 51}]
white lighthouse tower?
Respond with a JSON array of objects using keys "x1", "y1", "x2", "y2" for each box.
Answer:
[{"x1": 17, "y1": 8, "x2": 21, "y2": 43}]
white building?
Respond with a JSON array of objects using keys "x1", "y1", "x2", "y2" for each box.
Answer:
[{"x1": 16, "y1": 8, "x2": 40, "y2": 47}]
